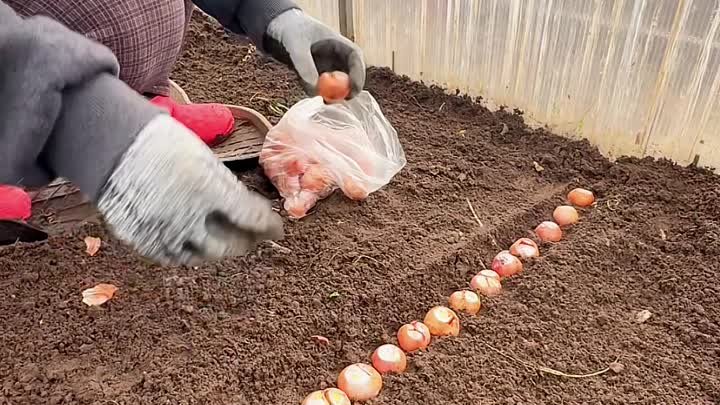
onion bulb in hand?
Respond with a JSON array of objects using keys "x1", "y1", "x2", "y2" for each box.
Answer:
[
  {"x1": 302, "y1": 388, "x2": 351, "y2": 405},
  {"x1": 318, "y1": 71, "x2": 351, "y2": 103},
  {"x1": 553, "y1": 205, "x2": 579, "y2": 226},
  {"x1": 424, "y1": 306, "x2": 460, "y2": 336},
  {"x1": 337, "y1": 363, "x2": 382, "y2": 401},
  {"x1": 535, "y1": 221, "x2": 562, "y2": 242},
  {"x1": 470, "y1": 270, "x2": 502, "y2": 297},
  {"x1": 509, "y1": 238, "x2": 539, "y2": 259},
  {"x1": 448, "y1": 290, "x2": 481, "y2": 315},
  {"x1": 397, "y1": 321, "x2": 431, "y2": 352},
  {"x1": 371, "y1": 344, "x2": 407, "y2": 374},
  {"x1": 492, "y1": 250, "x2": 523, "y2": 278},
  {"x1": 567, "y1": 188, "x2": 594, "y2": 207}
]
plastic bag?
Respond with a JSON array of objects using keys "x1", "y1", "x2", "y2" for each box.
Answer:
[{"x1": 259, "y1": 91, "x2": 406, "y2": 218}]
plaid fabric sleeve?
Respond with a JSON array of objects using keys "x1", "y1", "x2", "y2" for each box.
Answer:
[
  {"x1": 0, "y1": 1, "x2": 161, "y2": 196},
  {"x1": 192, "y1": 0, "x2": 299, "y2": 50}
]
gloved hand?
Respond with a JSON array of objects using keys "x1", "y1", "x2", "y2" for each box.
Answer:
[
  {"x1": 266, "y1": 9, "x2": 366, "y2": 99},
  {"x1": 97, "y1": 115, "x2": 284, "y2": 266},
  {"x1": 0, "y1": 1, "x2": 283, "y2": 266}
]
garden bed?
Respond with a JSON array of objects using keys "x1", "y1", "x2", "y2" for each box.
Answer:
[{"x1": 1, "y1": 14, "x2": 718, "y2": 405}]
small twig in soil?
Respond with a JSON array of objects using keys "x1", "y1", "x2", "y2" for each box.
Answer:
[
  {"x1": 326, "y1": 251, "x2": 340, "y2": 267},
  {"x1": 466, "y1": 198, "x2": 484, "y2": 228},
  {"x1": 659, "y1": 276, "x2": 679, "y2": 284},
  {"x1": 408, "y1": 95, "x2": 424, "y2": 110},
  {"x1": 438, "y1": 102, "x2": 446, "y2": 112},
  {"x1": 605, "y1": 198, "x2": 621, "y2": 211},
  {"x1": 466, "y1": 198, "x2": 499, "y2": 247},
  {"x1": 267, "y1": 104, "x2": 284, "y2": 116},
  {"x1": 306, "y1": 250, "x2": 324, "y2": 273},
  {"x1": 482, "y1": 342, "x2": 617, "y2": 379},
  {"x1": 266, "y1": 240, "x2": 291, "y2": 254},
  {"x1": 353, "y1": 255, "x2": 385, "y2": 267}
]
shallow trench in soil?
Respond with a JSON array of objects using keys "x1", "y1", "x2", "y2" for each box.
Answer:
[{"x1": 1, "y1": 14, "x2": 719, "y2": 405}]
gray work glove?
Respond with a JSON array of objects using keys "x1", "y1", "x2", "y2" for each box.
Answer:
[
  {"x1": 97, "y1": 115, "x2": 284, "y2": 266},
  {"x1": 266, "y1": 9, "x2": 366, "y2": 99}
]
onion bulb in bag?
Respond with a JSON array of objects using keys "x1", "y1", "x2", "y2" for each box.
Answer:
[{"x1": 341, "y1": 176, "x2": 369, "y2": 201}]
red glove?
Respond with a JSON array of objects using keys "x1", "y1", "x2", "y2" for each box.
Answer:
[{"x1": 0, "y1": 185, "x2": 31, "y2": 221}]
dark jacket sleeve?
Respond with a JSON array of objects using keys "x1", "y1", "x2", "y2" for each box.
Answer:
[
  {"x1": 191, "y1": 0, "x2": 299, "y2": 51},
  {"x1": 0, "y1": 1, "x2": 162, "y2": 199}
]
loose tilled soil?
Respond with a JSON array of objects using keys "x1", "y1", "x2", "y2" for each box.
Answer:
[{"x1": 2, "y1": 13, "x2": 719, "y2": 405}]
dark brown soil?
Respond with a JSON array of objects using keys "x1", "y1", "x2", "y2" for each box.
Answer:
[{"x1": 2, "y1": 13, "x2": 719, "y2": 405}]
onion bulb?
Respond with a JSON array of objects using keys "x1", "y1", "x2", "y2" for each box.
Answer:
[
  {"x1": 337, "y1": 363, "x2": 382, "y2": 401},
  {"x1": 317, "y1": 71, "x2": 351, "y2": 103},
  {"x1": 448, "y1": 290, "x2": 481, "y2": 315},
  {"x1": 424, "y1": 306, "x2": 460, "y2": 336},
  {"x1": 470, "y1": 270, "x2": 502, "y2": 297},
  {"x1": 371, "y1": 344, "x2": 407, "y2": 374},
  {"x1": 341, "y1": 176, "x2": 369, "y2": 201},
  {"x1": 535, "y1": 221, "x2": 562, "y2": 242},
  {"x1": 302, "y1": 388, "x2": 351, "y2": 405},
  {"x1": 509, "y1": 238, "x2": 539, "y2": 259},
  {"x1": 567, "y1": 188, "x2": 595, "y2": 207},
  {"x1": 397, "y1": 321, "x2": 431, "y2": 352},
  {"x1": 491, "y1": 250, "x2": 523, "y2": 278},
  {"x1": 553, "y1": 205, "x2": 579, "y2": 226}
]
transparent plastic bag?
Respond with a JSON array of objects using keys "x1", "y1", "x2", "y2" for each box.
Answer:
[{"x1": 259, "y1": 91, "x2": 406, "y2": 218}]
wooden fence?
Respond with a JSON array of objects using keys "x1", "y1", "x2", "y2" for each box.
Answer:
[{"x1": 296, "y1": 0, "x2": 720, "y2": 169}]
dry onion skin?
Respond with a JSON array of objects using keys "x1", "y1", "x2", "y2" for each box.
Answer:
[
  {"x1": 553, "y1": 205, "x2": 579, "y2": 226},
  {"x1": 567, "y1": 188, "x2": 595, "y2": 207},
  {"x1": 424, "y1": 306, "x2": 461, "y2": 336},
  {"x1": 491, "y1": 250, "x2": 523, "y2": 278},
  {"x1": 509, "y1": 238, "x2": 539, "y2": 259},
  {"x1": 397, "y1": 321, "x2": 432, "y2": 352},
  {"x1": 371, "y1": 344, "x2": 408, "y2": 374},
  {"x1": 448, "y1": 290, "x2": 481, "y2": 315},
  {"x1": 470, "y1": 270, "x2": 503, "y2": 297},
  {"x1": 302, "y1": 388, "x2": 351, "y2": 405},
  {"x1": 535, "y1": 221, "x2": 563, "y2": 242},
  {"x1": 337, "y1": 363, "x2": 382, "y2": 401}
]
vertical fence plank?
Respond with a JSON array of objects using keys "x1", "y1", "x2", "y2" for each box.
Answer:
[
  {"x1": 339, "y1": 0, "x2": 354, "y2": 40},
  {"x1": 295, "y1": 0, "x2": 341, "y2": 32}
]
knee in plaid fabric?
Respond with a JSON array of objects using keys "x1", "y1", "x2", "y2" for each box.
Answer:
[{"x1": 4, "y1": 0, "x2": 194, "y2": 95}]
